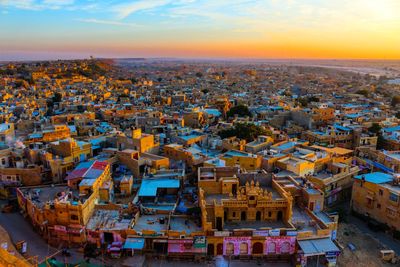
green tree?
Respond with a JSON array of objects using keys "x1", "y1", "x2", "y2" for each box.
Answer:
[
  {"x1": 218, "y1": 123, "x2": 268, "y2": 142},
  {"x1": 377, "y1": 135, "x2": 386, "y2": 150},
  {"x1": 52, "y1": 92, "x2": 62, "y2": 103},
  {"x1": 368, "y1": 123, "x2": 381, "y2": 134},
  {"x1": 356, "y1": 89, "x2": 369, "y2": 97},
  {"x1": 201, "y1": 89, "x2": 209, "y2": 94},
  {"x1": 298, "y1": 97, "x2": 308, "y2": 107},
  {"x1": 226, "y1": 105, "x2": 252, "y2": 118},
  {"x1": 308, "y1": 96, "x2": 320, "y2": 102}
]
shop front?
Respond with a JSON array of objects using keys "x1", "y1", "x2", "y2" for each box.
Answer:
[
  {"x1": 265, "y1": 236, "x2": 296, "y2": 255},
  {"x1": 167, "y1": 238, "x2": 206, "y2": 259},
  {"x1": 297, "y1": 238, "x2": 340, "y2": 267},
  {"x1": 223, "y1": 237, "x2": 252, "y2": 256}
]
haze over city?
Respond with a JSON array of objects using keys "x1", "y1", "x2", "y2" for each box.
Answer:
[
  {"x1": 1, "y1": 0, "x2": 400, "y2": 60},
  {"x1": 2, "y1": 1, "x2": 400, "y2": 267}
]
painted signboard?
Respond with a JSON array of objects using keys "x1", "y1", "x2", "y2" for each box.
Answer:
[
  {"x1": 193, "y1": 236, "x2": 206, "y2": 248},
  {"x1": 168, "y1": 239, "x2": 206, "y2": 254}
]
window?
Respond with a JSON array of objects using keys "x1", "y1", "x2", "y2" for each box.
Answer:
[
  {"x1": 268, "y1": 211, "x2": 272, "y2": 217},
  {"x1": 70, "y1": 215, "x2": 79, "y2": 221},
  {"x1": 232, "y1": 212, "x2": 236, "y2": 217},
  {"x1": 386, "y1": 208, "x2": 396, "y2": 218},
  {"x1": 377, "y1": 203, "x2": 381, "y2": 209},
  {"x1": 389, "y1": 193, "x2": 399, "y2": 203},
  {"x1": 379, "y1": 189, "x2": 383, "y2": 196},
  {"x1": 1, "y1": 158, "x2": 5, "y2": 165}
]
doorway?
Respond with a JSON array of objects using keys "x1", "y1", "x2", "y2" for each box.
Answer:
[
  {"x1": 207, "y1": 244, "x2": 215, "y2": 256},
  {"x1": 310, "y1": 202, "x2": 315, "y2": 211},
  {"x1": 256, "y1": 211, "x2": 261, "y2": 221},
  {"x1": 241, "y1": 211, "x2": 246, "y2": 221},
  {"x1": 232, "y1": 184, "x2": 237, "y2": 195},
  {"x1": 217, "y1": 243, "x2": 223, "y2": 255},
  {"x1": 216, "y1": 217, "x2": 223, "y2": 231},
  {"x1": 277, "y1": 211, "x2": 283, "y2": 221},
  {"x1": 103, "y1": 232, "x2": 114, "y2": 243}
]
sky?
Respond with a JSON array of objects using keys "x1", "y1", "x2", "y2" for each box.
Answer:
[{"x1": 0, "y1": 0, "x2": 400, "y2": 60}]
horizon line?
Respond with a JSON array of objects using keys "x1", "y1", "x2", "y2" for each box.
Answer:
[{"x1": 2, "y1": 56, "x2": 400, "y2": 63}]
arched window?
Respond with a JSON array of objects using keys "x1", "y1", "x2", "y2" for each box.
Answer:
[
  {"x1": 240, "y1": 242, "x2": 248, "y2": 255},
  {"x1": 226, "y1": 242, "x2": 234, "y2": 255},
  {"x1": 268, "y1": 242, "x2": 276, "y2": 254},
  {"x1": 280, "y1": 241, "x2": 291, "y2": 254}
]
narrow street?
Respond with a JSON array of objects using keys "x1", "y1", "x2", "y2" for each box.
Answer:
[
  {"x1": 0, "y1": 211, "x2": 107, "y2": 265},
  {"x1": 0, "y1": 211, "x2": 58, "y2": 262},
  {"x1": 347, "y1": 214, "x2": 400, "y2": 255}
]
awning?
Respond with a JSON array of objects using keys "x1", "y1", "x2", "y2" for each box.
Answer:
[
  {"x1": 298, "y1": 238, "x2": 340, "y2": 256},
  {"x1": 124, "y1": 237, "x2": 145, "y2": 250}
]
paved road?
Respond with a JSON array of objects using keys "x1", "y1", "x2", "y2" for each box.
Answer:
[
  {"x1": 147, "y1": 257, "x2": 291, "y2": 267},
  {"x1": 0, "y1": 211, "x2": 108, "y2": 265},
  {"x1": 348, "y1": 214, "x2": 400, "y2": 255},
  {"x1": 0, "y1": 211, "x2": 58, "y2": 262}
]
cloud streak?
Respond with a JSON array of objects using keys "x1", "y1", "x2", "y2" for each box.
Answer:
[
  {"x1": 0, "y1": 0, "x2": 76, "y2": 10},
  {"x1": 76, "y1": 18, "x2": 142, "y2": 28},
  {"x1": 112, "y1": 0, "x2": 172, "y2": 19}
]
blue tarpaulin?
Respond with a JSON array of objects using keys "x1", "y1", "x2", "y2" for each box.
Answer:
[{"x1": 123, "y1": 237, "x2": 145, "y2": 250}]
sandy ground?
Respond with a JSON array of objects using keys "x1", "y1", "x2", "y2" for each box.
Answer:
[{"x1": 336, "y1": 222, "x2": 396, "y2": 267}]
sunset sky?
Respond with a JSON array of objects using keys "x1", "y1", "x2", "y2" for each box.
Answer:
[{"x1": 0, "y1": 0, "x2": 400, "y2": 60}]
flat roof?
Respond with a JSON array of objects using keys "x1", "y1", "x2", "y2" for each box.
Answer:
[
  {"x1": 169, "y1": 216, "x2": 201, "y2": 234},
  {"x1": 354, "y1": 172, "x2": 393, "y2": 184},
  {"x1": 138, "y1": 178, "x2": 180, "y2": 197},
  {"x1": 86, "y1": 209, "x2": 132, "y2": 231},
  {"x1": 133, "y1": 215, "x2": 168, "y2": 233},
  {"x1": 19, "y1": 185, "x2": 71, "y2": 209}
]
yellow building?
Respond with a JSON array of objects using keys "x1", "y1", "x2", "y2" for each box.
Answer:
[
  {"x1": 164, "y1": 143, "x2": 209, "y2": 167},
  {"x1": 51, "y1": 112, "x2": 95, "y2": 124},
  {"x1": 351, "y1": 172, "x2": 400, "y2": 231},
  {"x1": 183, "y1": 109, "x2": 206, "y2": 128},
  {"x1": 0, "y1": 123, "x2": 15, "y2": 142},
  {"x1": 26, "y1": 124, "x2": 71, "y2": 143},
  {"x1": 17, "y1": 160, "x2": 112, "y2": 246},
  {"x1": 119, "y1": 175, "x2": 134, "y2": 196},
  {"x1": 220, "y1": 150, "x2": 262, "y2": 170},
  {"x1": 309, "y1": 162, "x2": 359, "y2": 206},
  {"x1": 276, "y1": 156, "x2": 315, "y2": 177},
  {"x1": 116, "y1": 149, "x2": 169, "y2": 178},
  {"x1": 131, "y1": 128, "x2": 159, "y2": 153},
  {"x1": 50, "y1": 138, "x2": 92, "y2": 163},
  {"x1": 221, "y1": 136, "x2": 246, "y2": 151},
  {"x1": 198, "y1": 166, "x2": 339, "y2": 262},
  {"x1": 245, "y1": 135, "x2": 273, "y2": 154}
]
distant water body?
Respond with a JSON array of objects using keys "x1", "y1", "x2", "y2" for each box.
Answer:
[{"x1": 388, "y1": 78, "x2": 400, "y2": 85}]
